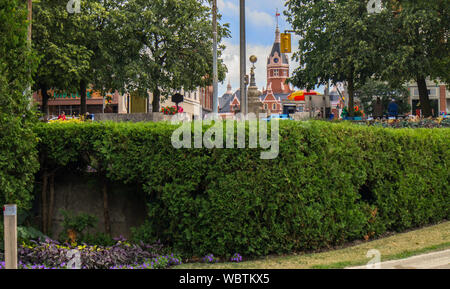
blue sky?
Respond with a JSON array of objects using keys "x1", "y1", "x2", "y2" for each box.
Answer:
[{"x1": 217, "y1": 0, "x2": 304, "y2": 97}]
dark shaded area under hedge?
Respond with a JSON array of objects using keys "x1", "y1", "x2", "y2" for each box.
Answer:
[{"x1": 34, "y1": 121, "x2": 450, "y2": 257}]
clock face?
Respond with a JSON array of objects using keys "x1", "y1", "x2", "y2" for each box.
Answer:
[{"x1": 273, "y1": 58, "x2": 279, "y2": 63}]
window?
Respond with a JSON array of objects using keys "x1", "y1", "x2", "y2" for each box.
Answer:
[
  {"x1": 273, "y1": 103, "x2": 276, "y2": 110},
  {"x1": 264, "y1": 104, "x2": 268, "y2": 110},
  {"x1": 273, "y1": 69, "x2": 279, "y2": 77}
]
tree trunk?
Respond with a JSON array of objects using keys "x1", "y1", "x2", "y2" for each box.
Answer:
[
  {"x1": 41, "y1": 172, "x2": 48, "y2": 234},
  {"x1": 152, "y1": 88, "x2": 160, "y2": 112},
  {"x1": 102, "y1": 178, "x2": 111, "y2": 236},
  {"x1": 416, "y1": 75, "x2": 432, "y2": 117},
  {"x1": 80, "y1": 80, "x2": 87, "y2": 115},
  {"x1": 47, "y1": 174, "x2": 55, "y2": 235},
  {"x1": 347, "y1": 78, "x2": 355, "y2": 117},
  {"x1": 40, "y1": 83, "x2": 50, "y2": 121}
]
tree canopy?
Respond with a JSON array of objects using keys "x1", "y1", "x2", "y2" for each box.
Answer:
[
  {"x1": 113, "y1": 0, "x2": 229, "y2": 112},
  {"x1": 285, "y1": 0, "x2": 449, "y2": 117},
  {"x1": 32, "y1": 0, "x2": 230, "y2": 115},
  {"x1": 379, "y1": 0, "x2": 449, "y2": 117},
  {"x1": 0, "y1": 0, "x2": 39, "y2": 209},
  {"x1": 285, "y1": 0, "x2": 390, "y2": 116}
]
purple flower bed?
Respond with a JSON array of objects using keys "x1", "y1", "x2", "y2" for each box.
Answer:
[
  {"x1": 202, "y1": 254, "x2": 218, "y2": 264},
  {"x1": 230, "y1": 253, "x2": 242, "y2": 263},
  {"x1": 0, "y1": 236, "x2": 181, "y2": 269}
]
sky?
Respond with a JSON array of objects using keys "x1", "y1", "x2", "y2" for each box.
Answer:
[{"x1": 216, "y1": 0, "x2": 304, "y2": 98}]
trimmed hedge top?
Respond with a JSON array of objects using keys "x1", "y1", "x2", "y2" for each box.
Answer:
[{"x1": 34, "y1": 120, "x2": 450, "y2": 257}]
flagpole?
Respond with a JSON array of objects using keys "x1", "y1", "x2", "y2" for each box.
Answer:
[
  {"x1": 240, "y1": 0, "x2": 246, "y2": 116},
  {"x1": 212, "y1": 0, "x2": 218, "y2": 114}
]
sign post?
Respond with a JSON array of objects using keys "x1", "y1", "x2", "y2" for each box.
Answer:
[{"x1": 3, "y1": 204, "x2": 17, "y2": 269}]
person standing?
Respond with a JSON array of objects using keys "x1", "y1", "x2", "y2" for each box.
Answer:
[
  {"x1": 58, "y1": 111, "x2": 66, "y2": 121},
  {"x1": 388, "y1": 99, "x2": 399, "y2": 118},
  {"x1": 373, "y1": 97, "x2": 383, "y2": 119}
]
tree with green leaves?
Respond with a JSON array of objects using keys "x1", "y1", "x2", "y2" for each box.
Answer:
[
  {"x1": 285, "y1": 0, "x2": 391, "y2": 117},
  {"x1": 379, "y1": 0, "x2": 449, "y2": 117},
  {"x1": 33, "y1": 0, "x2": 119, "y2": 117},
  {"x1": 0, "y1": 0, "x2": 39, "y2": 209},
  {"x1": 355, "y1": 79, "x2": 411, "y2": 117},
  {"x1": 33, "y1": 0, "x2": 94, "y2": 119},
  {"x1": 116, "y1": 0, "x2": 229, "y2": 112}
]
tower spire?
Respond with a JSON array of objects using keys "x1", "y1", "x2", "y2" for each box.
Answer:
[{"x1": 275, "y1": 9, "x2": 281, "y2": 43}]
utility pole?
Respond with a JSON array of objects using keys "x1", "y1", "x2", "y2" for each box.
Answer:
[
  {"x1": 26, "y1": 0, "x2": 32, "y2": 109},
  {"x1": 212, "y1": 0, "x2": 218, "y2": 114},
  {"x1": 240, "y1": 0, "x2": 247, "y2": 115}
]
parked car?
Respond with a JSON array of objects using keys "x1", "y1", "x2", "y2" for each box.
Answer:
[{"x1": 261, "y1": 114, "x2": 293, "y2": 121}]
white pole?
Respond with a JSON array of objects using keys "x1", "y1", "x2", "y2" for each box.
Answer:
[
  {"x1": 212, "y1": 0, "x2": 218, "y2": 114},
  {"x1": 4, "y1": 204, "x2": 18, "y2": 269},
  {"x1": 240, "y1": 0, "x2": 247, "y2": 115}
]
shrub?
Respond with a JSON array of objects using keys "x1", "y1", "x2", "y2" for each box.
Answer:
[
  {"x1": 34, "y1": 121, "x2": 450, "y2": 258},
  {"x1": 58, "y1": 210, "x2": 98, "y2": 243},
  {"x1": 0, "y1": 0, "x2": 39, "y2": 211}
]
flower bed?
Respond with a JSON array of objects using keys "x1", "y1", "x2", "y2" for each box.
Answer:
[
  {"x1": 364, "y1": 118, "x2": 450, "y2": 128},
  {"x1": 0, "y1": 237, "x2": 181, "y2": 269}
]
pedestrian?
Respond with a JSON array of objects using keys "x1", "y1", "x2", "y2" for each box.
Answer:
[
  {"x1": 373, "y1": 97, "x2": 383, "y2": 119},
  {"x1": 58, "y1": 111, "x2": 66, "y2": 121},
  {"x1": 388, "y1": 98, "x2": 399, "y2": 118}
]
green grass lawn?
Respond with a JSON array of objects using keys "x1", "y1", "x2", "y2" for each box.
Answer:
[{"x1": 174, "y1": 221, "x2": 450, "y2": 269}]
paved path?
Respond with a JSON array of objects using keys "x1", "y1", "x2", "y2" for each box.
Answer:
[{"x1": 348, "y1": 249, "x2": 450, "y2": 269}]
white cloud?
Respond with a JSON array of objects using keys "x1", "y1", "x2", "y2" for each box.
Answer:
[
  {"x1": 217, "y1": 0, "x2": 239, "y2": 15},
  {"x1": 218, "y1": 0, "x2": 275, "y2": 28},
  {"x1": 246, "y1": 9, "x2": 275, "y2": 28}
]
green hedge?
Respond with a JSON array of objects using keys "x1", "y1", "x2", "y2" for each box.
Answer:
[
  {"x1": 34, "y1": 121, "x2": 450, "y2": 257},
  {"x1": 1, "y1": 0, "x2": 39, "y2": 211}
]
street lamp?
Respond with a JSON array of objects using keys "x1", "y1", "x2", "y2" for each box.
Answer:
[
  {"x1": 240, "y1": 0, "x2": 247, "y2": 115},
  {"x1": 212, "y1": 0, "x2": 218, "y2": 114}
]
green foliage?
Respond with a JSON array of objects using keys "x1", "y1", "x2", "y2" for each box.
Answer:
[
  {"x1": 285, "y1": 0, "x2": 449, "y2": 117},
  {"x1": 17, "y1": 226, "x2": 47, "y2": 244},
  {"x1": 58, "y1": 209, "x2": 98, "y2": 242},
  {"x1": 355, "y1": 80, "x2": 411, "y2": 116},
  {"x1": 82, "y1": 232, "x2": 115, "y2": 247},
  {"x1": 0, "y1": 0, "x2": 39, "y2": 210},
  {"x1": 114, "y1": 0, "x2": 230, "y2": 111},
  {"x1": 34, "y1": 121, "x2": 450, "y2": 257},
  {"x1": 285, "y1": 0, "x2": 390, "y2": 116}
]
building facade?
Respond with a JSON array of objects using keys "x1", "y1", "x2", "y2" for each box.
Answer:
[
  {"x1": 406, "y1": 80, "x2": 449, "y2": 116},
  {"x1": 33, "y1": 88, "x2": 120, "y2": 117}
]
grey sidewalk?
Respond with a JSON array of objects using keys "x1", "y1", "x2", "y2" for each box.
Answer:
[{"x1": 347, "y1": 249, "x2": 450, "y2": 269}]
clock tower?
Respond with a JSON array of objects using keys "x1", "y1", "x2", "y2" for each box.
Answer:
[{"x1": 266, "y1": 22, "x2": 291, "y2": 94}]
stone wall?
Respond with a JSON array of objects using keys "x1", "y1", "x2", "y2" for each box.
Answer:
[
  {"x1": 34, "y1": 173, "x2": 148, "y2": 240},
  {"x1": 93, "y1": 113, "x2": 163, "y2": 122}
]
